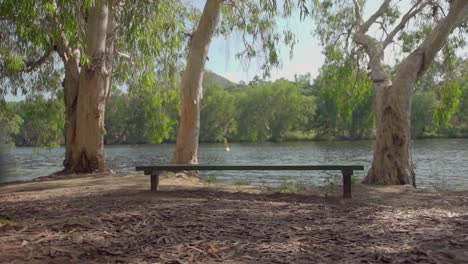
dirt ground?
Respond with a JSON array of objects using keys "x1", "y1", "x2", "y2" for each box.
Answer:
[{"x1": 1, "y1": 173, "x2": 467, "y2": 264}]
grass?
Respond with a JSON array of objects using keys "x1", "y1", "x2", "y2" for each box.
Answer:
[
  {"x1": 233, "y1": 180, "x2": 250, "y2": 186},
  {"x1": 319, "y1": 175, "x2": 340, "y2": 197},
  {"x1": 277, "y1": 177, "x2": 310, "y2": 194},
  {"x1": 205, "y1": 176, "x2": 217, "y2": 184}
]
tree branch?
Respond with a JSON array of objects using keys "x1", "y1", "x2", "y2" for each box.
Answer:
[
  {"x1": 359, "y1": 0, "x2": 392, "y2": 33},
  {"x1": 397, "y1": 0, "x2": 468, "y2": 81},
  {"x1": 25, "y1": 48, "x2": 53, "y2": 72},
  {"x1": 374, "y1": 20, "x2": 390, "y2": 37},
  {"x1": 115, "y1": 50, "x2": 131, "y2": 60},
  {"x1": 383, "y1": 0, "x2": 429, "y2": 48},
  {"x1": 352, "y1": 0, "x2": 363, "y2": 25}
]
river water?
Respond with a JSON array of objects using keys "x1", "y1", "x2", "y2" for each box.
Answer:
[{"x1": 1, "y1": 139, "x2": 467, "y2": 189}]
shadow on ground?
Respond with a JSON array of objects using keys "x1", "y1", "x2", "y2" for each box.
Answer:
[{"x1": 0, "y1": 174, "x2": 467, "y2": 263}]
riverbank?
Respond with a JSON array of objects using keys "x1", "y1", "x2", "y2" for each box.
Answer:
[
  {"x1": 1, "y1": 173, "x2": 467, "y2": 263},
  {"x1": 4, "y1": 139, "x2": 468, "y2": 189},
  {"x1": 10, "y1": 132, "x2": 468, "y2": 147}
]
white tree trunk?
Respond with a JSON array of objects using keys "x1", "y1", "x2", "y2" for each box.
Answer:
[
  {"x1": 56, "y1": 39, "x2": 81, "y2": 173},
  {"x1": 364, "y1": 78, "x2": 415, "y2": 185},
  {"x1": 363, "y1": 0, "x2": 468, "y2": 186},
  {"x1": 172, "y1": 0, "x2": 222, "y2": 164},
  {"x1": 68, "y1": 1, "x2": 113, "y2": 173},
  {"x1": 62, "y1": 62, "x2": 80, "y2": 171}
]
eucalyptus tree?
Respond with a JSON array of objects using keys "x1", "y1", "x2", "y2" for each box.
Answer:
[
  {"x1": 310, "y1": 0, "x2": 468, "y2": 186},
  {"x1": 1, "y1": 0, "x2": 185, "y2": 173},
  {"x1": 172, "y1": 0, "x2": 300, "y2": 164}
]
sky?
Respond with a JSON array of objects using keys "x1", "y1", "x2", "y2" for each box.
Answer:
[
  {"x1": 203, "y1": 0, "x2": 411, "y2": 84},
  {"x1": 205, "y1": 10, "x2": 323, "y2": 84}
]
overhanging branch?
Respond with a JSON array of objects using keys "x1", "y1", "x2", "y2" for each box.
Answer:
[
  {"x1": 25, "y1": 48, "x2": 53, "y2": 73},
  {"x1": 383, "y1": 0, "x2": 429, "y2": 48},
  {"x1": 398, "y1": 0, "x2": 468, "y2": 80},
  {"x1": 359, "y1": 0, "x2": 392, "y2": 33},
  {"x1": 352, "y1": 0, "x2": 363, "y2": 26}
]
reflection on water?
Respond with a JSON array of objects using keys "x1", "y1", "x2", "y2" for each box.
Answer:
[{"x1": 2, "y1": 139, "x2": 467, "y2": 189}]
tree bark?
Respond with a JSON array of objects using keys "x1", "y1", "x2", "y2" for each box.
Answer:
[
  {"x1": 56, "y1": 37, "x2": 81, "y2": 173},
  {"x1": 172, "y1": 0, "x2": 222, "y2": 164},
  {"x1": 363, "y1": 0, "x2": 468, "y2": 186},
  {"x1": 67, "y1": 0, "x2": 113, "y2": 173},
  {"x1": 62, "y1": 60, "x2": 80, "y2": 171},
  {"x1": 364, "y1": 75, "x2": 415, "y2": 185}
]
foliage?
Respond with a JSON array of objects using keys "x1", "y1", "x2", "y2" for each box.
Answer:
[
  {"x1": 320, "y1": 174, "x2": 340, "y2": 197},
  {"x1": 5, "y1": 65, "x2": 468, "y2": 147},
  {"x1": 205, "y1": 175, "x2": 217, "y2": 184},
  {"x1": 1, "y1": 0, "x2": 188, "y2": 150},
  {"x1": 105, "y1": 88, "x2": 180, "y2": 145},
  {"x1": 278, "y1": 179, "x2": 301, "y2": 194},
  {"x1": 218, "y1": 0, "x2": 302, "y2": 77},
  {"x1": 0, "y1": 0, "x2": 50, "y2": 94},
  {"x1": 136, "y1": 83, "x2": 180, "y2": 144},
  {"x1": 0, "y1": 104, "x2": 23, "y2": 147},
  {"x1": 457, "y1": 74, "x2": 468, "y2": 129},
  {"x1": 236, "y1": 79, "x2": 314, "y2": 142},
  {"x1": 10, "y1": 95, "x2": 65, "y2": 147},
  {"x1": 114, "y1": 0, "x2": 188, "y2": 143},
  {"x1": 233, "y1": 180, "x2": 250, "y2": 186},
  {"x1": 311, "y1": 61, "x2": 374, "y2": 139},
  {"x1": 411, "y1": 92, "x2": 437, "y2": 138},
  {"x1": 434, "y1": 79, "x2": 462, "y2": 129},
  {"x1": 200, "y1": 83, "x2": 237, "y2": 142}
]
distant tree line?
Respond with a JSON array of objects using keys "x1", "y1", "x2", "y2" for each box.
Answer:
[{"x1": 1, "y1": 61, "x2": 467, "y2": 148}]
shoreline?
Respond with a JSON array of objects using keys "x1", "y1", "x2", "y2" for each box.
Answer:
[
  {"x1": 1, "y1": 169, "x2": 468, "y2": 192},
  {"x1": 7, "y1": 136, "x2": 468, "y2": 148}
]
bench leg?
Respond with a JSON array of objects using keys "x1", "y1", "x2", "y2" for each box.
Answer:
[
  {"x1": 342, "y1": 170, "x2": 352, "y2": 198},
  {"x1": 151, "y1": 171, "x2": 160, "y2": 191}
]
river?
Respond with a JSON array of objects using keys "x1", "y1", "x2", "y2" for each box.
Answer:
[{"x1": 1, "y1": 139, "x2": 467, "y2": 189}]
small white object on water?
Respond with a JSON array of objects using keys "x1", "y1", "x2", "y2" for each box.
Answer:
[{"x1": 223, "y1": 137, "x2": 230, "y2": 152}]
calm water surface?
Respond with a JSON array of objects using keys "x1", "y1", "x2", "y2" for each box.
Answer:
[{"x1": 1, "y1": 139, "x2": 467, "y2": 189}]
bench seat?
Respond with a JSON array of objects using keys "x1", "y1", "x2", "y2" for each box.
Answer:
[{"x1": 136, "y1": 164, "x2": 364, "y2": 198}]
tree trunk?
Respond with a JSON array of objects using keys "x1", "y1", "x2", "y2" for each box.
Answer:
[
  {"x1": 172, "y1": 0, "x2": 222, "y2": 164},
  {"x1": 62, "y1": 63, "x2": 80, "y2": 171},
  {"x1": 364, "y1": 79, "x2": 415, "y2": 185},
  {"x1": 56, "y1": 38, "x2": 81, "y2": 173},
  {"x1": 363, "y1": 0, "x2": 468, "y2": 186},
  {"x1": 68, "y1": 1, "x2": 113, "y2": 173}
]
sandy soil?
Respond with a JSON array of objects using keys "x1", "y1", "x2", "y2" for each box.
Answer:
[{"x1": 1, "y1": 173, "x2": 467, "y2": 263}]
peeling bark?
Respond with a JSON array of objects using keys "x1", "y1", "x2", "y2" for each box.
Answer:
[
  {"x1": 355, "y1": 0, "x2": 468, "y2": 186},
  {"x1": 67, "y1": 0, "x2": 113, "y2": 173},
  {"x1": 62, "y1": 63, "x2": 80, "y2": 171},
  {"x1": 364, "y1": 80, "x2": 415, "y2": 186},
  {"x1": 56, "y1": 38, "x2": 81, "y2": 172},
  {"x1": 172, "y1": 0, "x2": 222, "y2": 164}
]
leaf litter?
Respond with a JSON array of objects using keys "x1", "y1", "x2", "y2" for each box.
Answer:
[{"x1": 0, "y1": 173, "x2": 467, "y2": 263}]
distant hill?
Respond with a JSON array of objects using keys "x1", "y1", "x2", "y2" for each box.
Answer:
[{"x1": 203, "y1": 71, "x2": 237, "y2": 89}]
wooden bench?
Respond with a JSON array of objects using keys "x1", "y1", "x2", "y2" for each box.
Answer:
[{"x1": 135, "y1": 165, "x2": 364, "y2": 198}]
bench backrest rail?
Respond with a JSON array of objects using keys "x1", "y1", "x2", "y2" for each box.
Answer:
[{"x1": 136, "y1": 164, "x2": 364, "y2": 174}]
